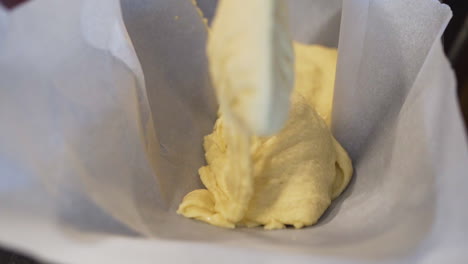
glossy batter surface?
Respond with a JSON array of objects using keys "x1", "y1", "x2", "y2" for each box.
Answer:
[{"x1": 178, "y1": 43, "x2": 353, "y2": 229}]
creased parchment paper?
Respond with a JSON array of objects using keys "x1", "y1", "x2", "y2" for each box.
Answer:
[{"x1": 0, "y1": 0, "x2": 467, "y2": 263}]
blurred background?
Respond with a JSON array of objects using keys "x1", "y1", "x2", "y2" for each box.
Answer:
[
  {"x1": 443, "y1": 0, "x2": 468, "y2": 131},
  {"x1": 0, "y1": 0, "x2": 466, "y2": 263}
]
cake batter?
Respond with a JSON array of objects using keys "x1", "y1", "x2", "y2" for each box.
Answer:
[
  {"x1": 178, "y1": 43, "x2": 353, "y2": 229},
  {"x1": 178, "y1": 0, "x2": 352, "y2": 229}
]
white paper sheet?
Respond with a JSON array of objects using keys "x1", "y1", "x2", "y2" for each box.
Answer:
[{"x1": 0, "y1": 0, "x2": 467, "y2": 263}]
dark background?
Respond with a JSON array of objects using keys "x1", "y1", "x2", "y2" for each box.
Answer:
[
  {"x1": 0, "y1": 0, "x2": 467, "y2": 263},
  {"x1": 444, "y1": 0, "x2": 468, "y2": 131}
]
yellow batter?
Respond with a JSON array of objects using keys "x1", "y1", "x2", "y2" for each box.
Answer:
[{"x1": 177, "y1": 43, "x2": 353, "y2": 229}]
